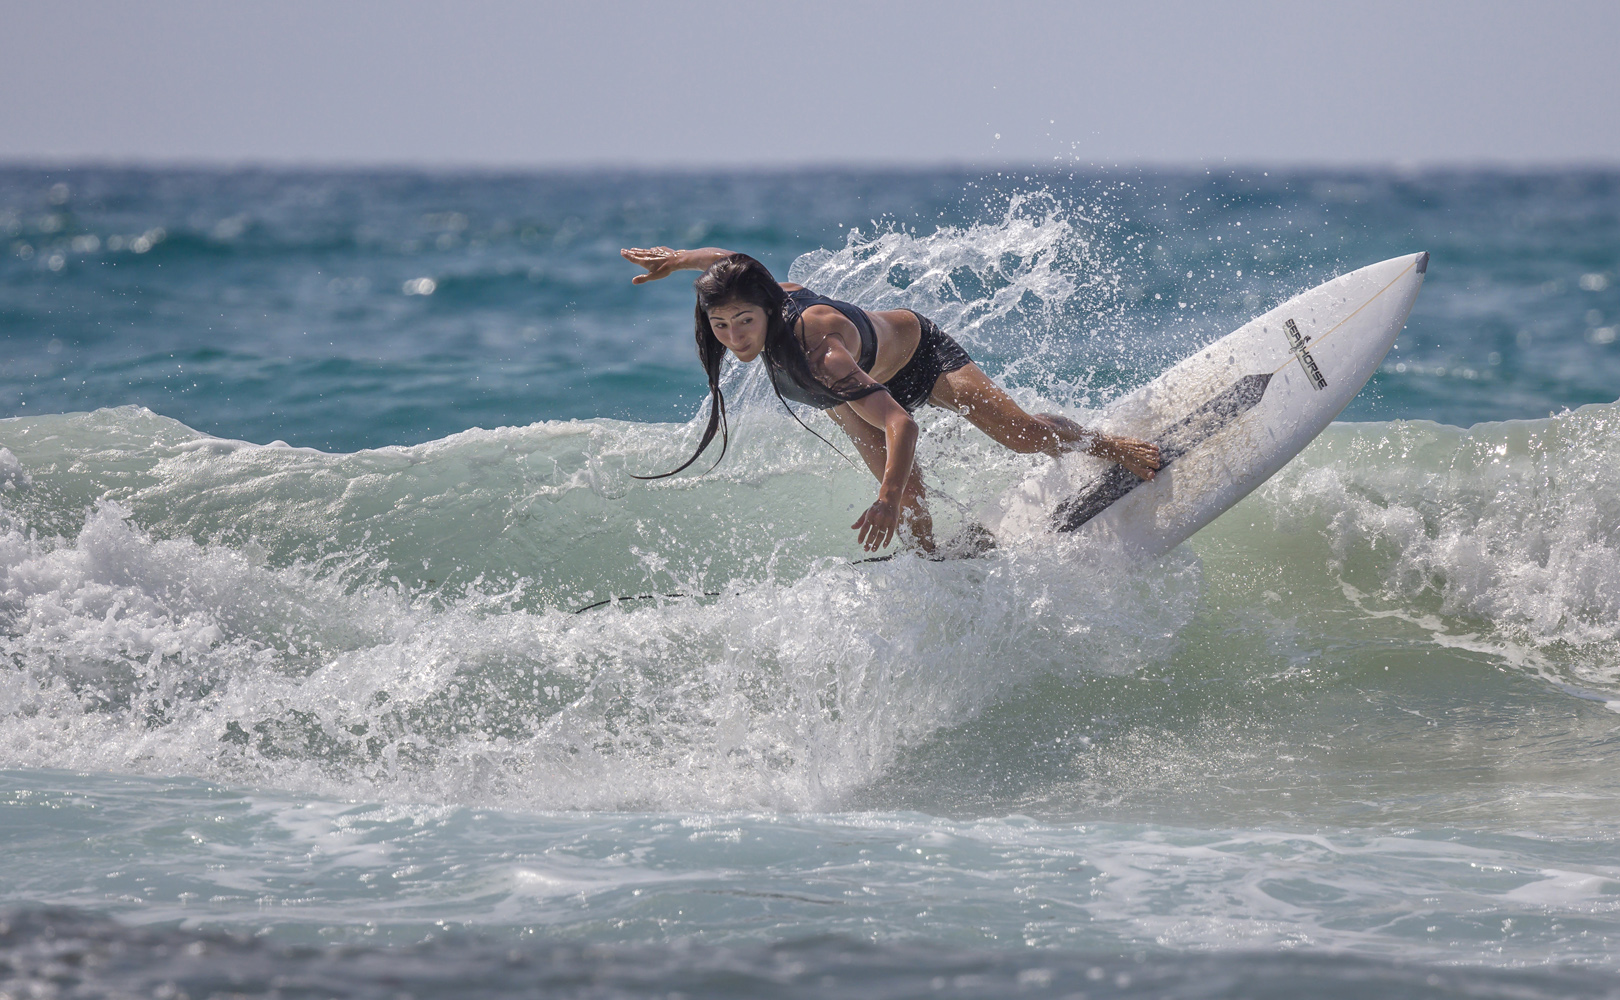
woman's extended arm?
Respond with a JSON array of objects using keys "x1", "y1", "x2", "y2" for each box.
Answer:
[
  {"x1": 845, "y1": 389, "x2": 920, "y2": 551},
  {"x1": 620, "y1": 246, "x2": 735, "y2": 284}
]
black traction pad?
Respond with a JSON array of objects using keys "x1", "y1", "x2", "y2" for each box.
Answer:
[{"x1": 1052, "y1": 373, "x2": 1272, "y2": 533}]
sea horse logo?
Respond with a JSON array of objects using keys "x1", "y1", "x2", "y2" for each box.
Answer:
[{"x1": 1284, "y1": 318, "x2": 1328, "y2": 390}]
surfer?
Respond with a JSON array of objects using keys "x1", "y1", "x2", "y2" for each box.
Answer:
[{"x1": 622, "y1": 247, "x2": 1161, "y2": 552}]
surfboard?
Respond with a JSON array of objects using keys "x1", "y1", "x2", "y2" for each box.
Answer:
[{"x1": 988, "y1": 252, "x2": 1429, "y2": 558}]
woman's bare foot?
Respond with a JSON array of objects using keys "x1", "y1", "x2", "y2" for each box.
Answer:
[
  {"x1": 1037, "y1": 414, "x2": 1161, "y2": 480},
  {"x1": 1092, "y1": 435, "x2": 1161, "y2": 480}
]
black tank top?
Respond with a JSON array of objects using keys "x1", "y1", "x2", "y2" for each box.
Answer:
[{"x1": 765, "y1": 288, "x2": 880, "y2": 408}]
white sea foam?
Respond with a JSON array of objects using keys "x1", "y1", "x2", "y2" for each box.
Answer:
[
  {"x1": 784, "y1": 187, "x2": 1152, "y2": 397},
  {"x1": 0, "y1": 408, "x2": 1198, "y2": 812},
  {"x1": 4, "y1": 394, "x2": 1620, "y2": 813},
  {"x1": 11, "y1": 767, "x2": 1620, "y2": 969},
  {"x1": 1243, "y1": 401, "x2": 1620, "y2": 687},
  {"x1": 788, "y1": 190, "x2": 1106, "y2": 340},
  {"x1": 0, "y1": 447, "x2": 30, "y2": 491}
]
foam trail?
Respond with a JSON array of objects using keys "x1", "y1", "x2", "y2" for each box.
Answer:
[
  {"x1": 5, "y1": 398, "x2": 1619, "y2": 815},
  {"x1": 0, "y1": 408, "x2": 1200, "y2": 812}
]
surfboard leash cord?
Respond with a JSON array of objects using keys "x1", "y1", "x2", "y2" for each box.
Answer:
[{"x1": 572, "y1": 591, "x2": 726, "y2": 614}]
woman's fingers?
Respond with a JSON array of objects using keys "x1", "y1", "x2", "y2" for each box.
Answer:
[
  {"x1": 872, "y1": 514, "x2": 891, "y2": 550},
  {"x1": 621, "y1": 247, "x2": 675, "y2": 284},
  {"x1": 860, "y1": 514, "x2": 883, "y2": 550},
  {"x1": 1127, "y1": 441, "x2": 1158, "y2": 479},
  {"x1": 852, "y1": 502, "x2": 899, "y2": 550},
  {"x1": 1103, "y1": 436, "x2": 1160, "y2": 480},
  {"x1": 852, "y1": 509, "x2": 874, "y2": 549},
  {"x1": 623, "y1": 246, "x2": 674, "y2": 264},
  {"x1": 1124, "y1": 448, "x2": 1156, "y2": 480}
]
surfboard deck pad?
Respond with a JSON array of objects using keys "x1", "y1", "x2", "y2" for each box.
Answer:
[{"x1": 1054, "y1": 373, "x2": 1273, "y2": 533}]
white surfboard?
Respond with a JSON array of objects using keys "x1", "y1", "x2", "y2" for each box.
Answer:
[{"x1": 988, "y1": 252, "x2": 1429, "y2": 558}]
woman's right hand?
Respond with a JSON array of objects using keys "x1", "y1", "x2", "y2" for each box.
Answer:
[
  {"x1": 852, "y1": 496, "x2": 903, "y2": 552},
  {"x1": 621, "y1": 246, "x2": 682, "y2": 284}
]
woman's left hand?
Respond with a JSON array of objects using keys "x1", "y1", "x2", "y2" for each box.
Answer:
[
  {"x1": 852, "y1": 497, "x2": 902, "y2": 551},
  {"x1": 621, "y1": 246, "x2": 681, "y2": 284}
]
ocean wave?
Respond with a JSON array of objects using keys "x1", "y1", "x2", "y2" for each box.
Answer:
[
  {"x1": 1238, "y1": 400, "x2": 1620, "y2": 687},
  {"x1": 1, "y1": 391, "x2": 1617, "y2": 811},
  {"x1": 3, "y1": 358, "x2": 1620, "y2": 810},
  {"x1": 0, "y1": 403, "x2": 1198, "y2": 811},
  {"x1": 0, "y1": 502, "x2": 1193, "y2": 811}
]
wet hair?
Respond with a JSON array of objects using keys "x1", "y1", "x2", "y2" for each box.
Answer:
[{"x1": 635, "y1": 253, "x2": 872, "y2": 479}]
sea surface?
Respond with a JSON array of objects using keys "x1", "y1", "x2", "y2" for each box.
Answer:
[{"x1": 2, "y1": 164, "x2": 1619, "y2": 998}]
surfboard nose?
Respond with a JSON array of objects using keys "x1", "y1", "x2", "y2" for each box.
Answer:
[{"x1": 1383, "y1": 253, "x2": 1430, "y2": 345}]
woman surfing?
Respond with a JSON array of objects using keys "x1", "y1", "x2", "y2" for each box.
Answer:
[{"x1": 622, "y1": 247, "x2": 1161, "y2": 553}]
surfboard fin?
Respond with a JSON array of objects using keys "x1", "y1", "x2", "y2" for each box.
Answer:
[{"x1": 1052, "y1": 373, "x2": 1272, "y2": 533}]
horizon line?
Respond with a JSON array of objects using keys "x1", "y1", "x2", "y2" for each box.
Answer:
[{"x1": 4, "y1": 154, "x2": 1620, "y2": 176}]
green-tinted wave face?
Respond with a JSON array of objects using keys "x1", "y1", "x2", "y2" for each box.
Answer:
[{"x1": 2, "y1": 398, "x2": 1617, "y2": 821}]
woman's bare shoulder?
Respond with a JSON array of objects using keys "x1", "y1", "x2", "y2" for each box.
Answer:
[
  {"x1": 796, "y1": 309, "x2": 861, "y2": 367},
  {"x1": 779, "y1": 282, "x2": 804, "y2": 292}
]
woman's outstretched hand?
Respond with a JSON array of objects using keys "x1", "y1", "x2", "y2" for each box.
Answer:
[
  {"x1": 852, "y1": 497, "x2": 902, "y2": 551},
  {"x1": 1094, "y1": 434, "x2": 1161, "y2": 480},
  {"x1": 621, "y1": 246, "x2": 680, "y2": 284}
]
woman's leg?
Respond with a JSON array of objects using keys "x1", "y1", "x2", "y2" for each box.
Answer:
[
  {"x1": 928, "y1": 364, "x2": 1161, "y2": 479},
  {"x1": 828, "y1": 405, "x2": 934, "y2": 549}
]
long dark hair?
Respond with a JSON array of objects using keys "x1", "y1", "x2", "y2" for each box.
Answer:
[{"x1": 635, "y1": 253, "x2": 875, "y2": 480}]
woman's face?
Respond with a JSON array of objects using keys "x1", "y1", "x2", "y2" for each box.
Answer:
[{"x1": 706, "y1": 300, "x2": 768, "y2": 361}]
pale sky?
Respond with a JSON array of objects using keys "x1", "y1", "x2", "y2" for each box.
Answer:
[{"x1": 3, "y1": 0, "x2": 1618, "y2": 167}]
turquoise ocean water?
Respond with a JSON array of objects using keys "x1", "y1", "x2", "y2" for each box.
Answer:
[{"x1": 2, "y1": 165, "x2": 1619, "y2": 998}]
